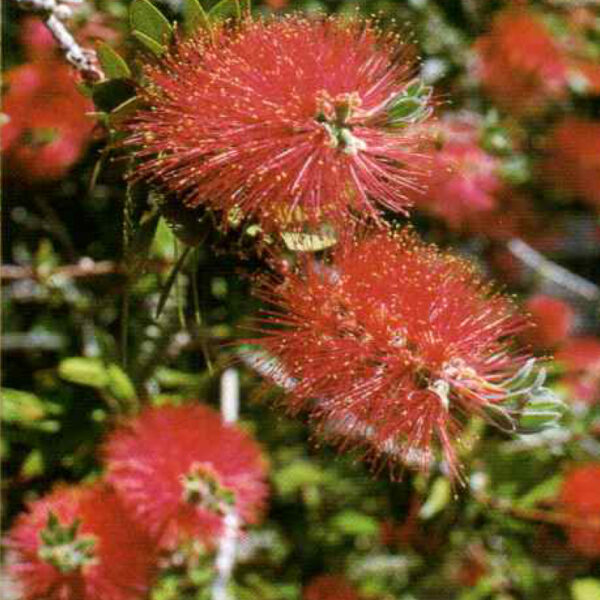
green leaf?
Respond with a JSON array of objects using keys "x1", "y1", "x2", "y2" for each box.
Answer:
[
  {"x1": 572, "y1": 579, "x2": 600, "y2": 600},
  {"x1": 96, "y1": 42, "x2": 131, "y2": 79},
  {"x1": 516, "y1": 475, "x2": 563, "y2": 509},
  {"x1": 130, "y1": 0, "x2": 173, "y2": 47},
  {"x1": 156, "y1": 245, "x2": 193, "y2": 319},
  {"x1": 273, "y1": 461, "x2": 327, "y2": 496},
  {"x1": 239, "y1": 0, "x2": 251, "y2": 16},
  {"x1": 419, "y1": 477, "x2": 451, "y2": 519},
  {"x1": 92, "y1": 79, "x2": 137, "y2": 113},
  {"x1": 59, "y1": 358, "x2": 109, "y2": 388},
  {"x1": 208, "y1": 0, "x2": 241, "y2": 20},
  {"x1": 109, "y1": 96, "x2": 142, "y2": 126},
  {"x1": 330, "y1": 510, "x2": 379, "y2": 537},
  {"x1": 132, "y1": 30, "x2": 167, "y2": 56},
  {"x1": 517, "y1": 396, "x2": 566, "y2": 434},
  {"x1": 386, "y1": 80, "x2": 433, "y2": 127},
  {"x1": 2, "y1": 388, "x2": 47, "y2": 423},
  {"x1": 21, "y1": 450, "x2": 45, "y2": 478},
  {"x1": 127, "y1": 210, "x2": 161, "y2": 273},
  {"x1": 183, "y1": 0, "x2": 211, "y2": 34},
  {"x1": 155, "y1": 367, "x2": 210, "y2": 389},
  {"x1": 106, "y1": 364, "x2": 137, "y2": 401}
]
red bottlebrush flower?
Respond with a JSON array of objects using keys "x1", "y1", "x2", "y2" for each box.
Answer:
[
  {"x1": 560, "y1": 464, "x2": 600, "y2": 557},
  {"x1": 542, "y1": 118, "x2": 600, "y2": 210},
  {"x1": 524, "y1": 295, "x2": 575, "y2": 350},
  {"x1": 104, "y1": 404, "x2": 268, "y2": 549},
  {"x1": 247, "y1": 231, "x2": 539, "y2": 478},
  {"x1": 303, "y1": 575, "x2": 360, "y2": 600},
  {"x1": 4, "y1": 484, "x2": 156, "y2": 600},
  {"x1": 2, "y1": 20, "x2": 95, "y2": 182},
  {"x1": 556, "y1": 337, "x2": 600, "y2": 404},
  {"x1": 413, "y1": 117, "x2": 502, "y2": 229},
  {"x1": 474, "y1": 9, "x2": 568, "y2": 115},
  {"x1": 125, "y1": 15, "x2": 432, "y2": 233}
]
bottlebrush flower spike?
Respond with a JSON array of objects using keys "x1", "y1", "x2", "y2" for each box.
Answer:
[
  {"x1": 124, "y1": 15, "x2": 432, "y2": 234},
  {"x1": 4, "y1": 484, "x2": 156, "y2": 600},
  {"x1": 244, "y1": 231, "x2": 559, "y2": 479},
  {"x1": 104, "y1": 404, "x2": 268, "y2": 549},
  {"x1": 560, "y1": 464, "x2": 600, "y2": 557}
]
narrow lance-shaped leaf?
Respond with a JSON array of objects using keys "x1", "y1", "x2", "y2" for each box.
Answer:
[
  {"x1": 156, "y1": 245, "x2": 193, "y2": 319},
  {"x1": 132, "y1": 30, "x2": 168, "y2": 56},
  {"x1": 130, "y1": 0, "x2": 173, "y2": 54},
  {"x1": 96, "y1": 43, "x2": 131, "y2": 79},
  {"x1": 208, "y1": 0, "x2": 241, "y2": 21},
  {"x1": 92, "y1": 79, "x2": 137, "y2": 113},
  {"x1": 126, "y1": 210, "x2": 161, "y2": 274},
  {"x1": 183, "y1": 0, "x2": 211, "y2": 35}
]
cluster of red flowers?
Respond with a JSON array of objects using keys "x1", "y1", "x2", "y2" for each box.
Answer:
[
  {"x1": 2, "y1": 18, "x2": 96, "y2": 183},
  {"x1": 5, "y1": 404, "x2": 268, "y2": 600},
  {"x1": 249, "y1": 231, "x2": 534, "y2": 478},
  {"x1": 474, "y1": 6, "x2": 600, "y2": 116},
  {"x1": 125, "y1": 14, "x2": 431, "y2": 233}
]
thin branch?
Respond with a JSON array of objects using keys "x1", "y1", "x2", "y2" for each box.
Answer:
[
  {"x1": 474, "y1": 490, "x2": 600, "y2": 530},
  {"x1": 1, "y1": 259, "x2": 170, "y2": 281},
  {"x1": 14, "y1": 0, "x2": 104, "y2": 81},
  {"x1": 507, "y1": 237, "x2": 600, "y2": 302}
]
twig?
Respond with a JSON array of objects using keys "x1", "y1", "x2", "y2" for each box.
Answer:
[
  {"x1": 474, "y1": 490, "x2": 600, "y2": 530},
  {"x1": 212, "y1": 369, "x2": 241, "y2": 600},
  {"x1": 0, "y1": 259, "x2": 170, "y2": 281},
  {"x1": 507, "y1": 238, "x2": 600, "y2": 302},
  {"x1": 15, "y1": 0, "x2": 104, "y2": 81}
]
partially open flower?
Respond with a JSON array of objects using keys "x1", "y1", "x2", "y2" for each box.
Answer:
[
  {"x1": 560, "y1": 464, "x2": 600, "y2": 557},
  {"x1": 104, "y1": 404, "x2": 268, "y2": 549},
  {"x1": 124, "y1": 15, "x2": 432, "y2": 233},
  {"x1": 245, "y1": 231, "x2": 553, "y2": 479},
  {"x1": 4, "y1": 484, "x2": 156, "y2": 600}
]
